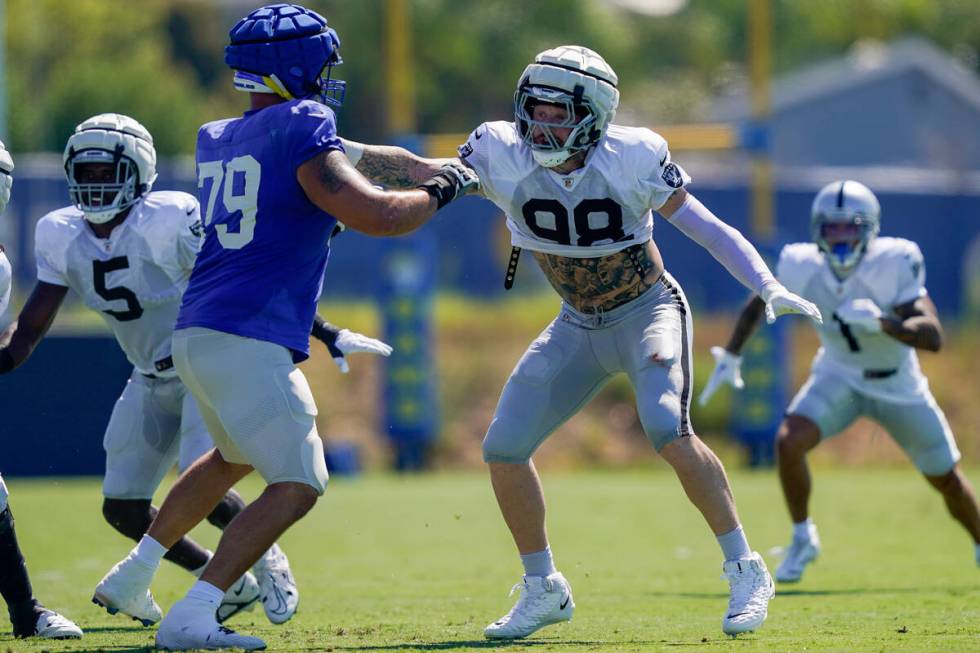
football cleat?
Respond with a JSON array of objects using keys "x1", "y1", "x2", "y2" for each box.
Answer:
[
  {"x1": 484, "y1": 572, "x2": 574, "y2": 639},
  {"x1": 722, "y1": 552, "x2": 775, "y2": 636},
  {"x1": 14, "y1": 608, "x2": 83, "y2": 639},
  {"x1": 92, "y1": 555, "x2": 162, "y2": 626},
  {"x1": 253, "y1": 544, "x2": 299, "y2": 624},
  {"x1": 156, "y1": 595, "x2": 266, "y2": 651},
  {"x1": 775, "y1": 527, "x2": 821, "y2": 583},
  {"x1": 216, "y1": 571, "x2": 261, "y2": 623}
]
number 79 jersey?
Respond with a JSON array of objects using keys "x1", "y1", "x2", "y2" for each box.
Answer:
[
  {"x1": 458, "y1": 121, "x2": 690, "y2": 257},
  {"x1": 34, "y1": 191, "x2": 202, "y2": 378},
  {"x1": 776, "y1": 237, "x2": 930, "y2": 403},
  {"x1": 176, "y1": 99, "x2": 345, "y2": 362}
]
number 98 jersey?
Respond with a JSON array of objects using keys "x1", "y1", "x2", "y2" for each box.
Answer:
[
  {"x1": 33, "y1": 191, "x2": 202, "y2": 378},
  {"x1": 458, "y1": 121, "x2": 690, "y2": 257},
  {"x1": 776, "y1": 237, "x2": 930, "y2": 403}
]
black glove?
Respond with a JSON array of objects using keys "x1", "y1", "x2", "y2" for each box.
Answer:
[{"x1": 417, "y1": 161, "x2": 479, "y2": 209}]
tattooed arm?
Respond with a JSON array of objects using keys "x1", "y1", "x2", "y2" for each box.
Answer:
[{"x1": 341, "y1": 138, "x2": 460, "y2": 190}]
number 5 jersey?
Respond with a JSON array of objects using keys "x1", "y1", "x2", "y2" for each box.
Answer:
[{"x1": 33, "y1": 191, "x2": 202, "y2": 378}]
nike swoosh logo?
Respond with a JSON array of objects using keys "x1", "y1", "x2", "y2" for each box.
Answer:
[
  {"x1": 475, "y1": 130, "x2": 483, "y2": 139},
  {"x1": 266, "y1": 578, "x2": 289, "y2": 615},
  {"x1": 186, "y1": 208, "x2": 195, "y2": 216},
  {"x1": 726, "y1": 612, "x2": 746, "y2": 619},
  {"x1": 232, "y1": 584, "x2": 245, "y2": 597},
  {"x1": 559, "y1": 596, "x2": 570, "y2": 610},
  {"x1": 659, "y1": 153, "x2": 668, "y2": 166}
]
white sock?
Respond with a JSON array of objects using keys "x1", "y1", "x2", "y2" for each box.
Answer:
[
  {"x1": 186, "y1": 580, "x2": 224, "y2": 607},
  {"x1": 792, "y1": 518, "x2": 814, "y2": 542},
  {"x1": 133, "y1": 534, "x2": 167, "y2": 569}
]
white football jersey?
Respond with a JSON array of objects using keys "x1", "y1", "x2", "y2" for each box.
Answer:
[
  {"x1": 458, "y1": 121, "x2": 690, "y2": 257},
  {"x1": 0, "y1": 249, "x2": 10, "y2": 316},
  {"x1": 34, "y1": 191, "x2": 202, "y2": 378},
  {"x1": 777, "y1": 237, "x2": 929, "y2": 403}
]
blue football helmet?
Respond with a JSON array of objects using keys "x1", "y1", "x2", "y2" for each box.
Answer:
[{"x1": 225, "y1": 3, "x2": 345, "y2": 108}]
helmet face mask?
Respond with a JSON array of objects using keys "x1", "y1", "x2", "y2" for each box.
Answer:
[
  {"x1": 226, "y1": 4, "x2": 346, "y2": 108},
  {"x1": 810, "y1": 180, "x2": 881, "y2": 278},
  {"x1": 63, "y1": 114, "x2": 157, "y2": 225},
  {"x1": 514, "y1": 45, "x2": 620, "y2": 168}
]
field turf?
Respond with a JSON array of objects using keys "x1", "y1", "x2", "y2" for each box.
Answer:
[{"x1": 1, "y1": 467, "x2": 977, "y2": 652}]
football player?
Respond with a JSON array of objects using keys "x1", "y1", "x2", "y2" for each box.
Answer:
[
  {"x1": 700, "y1": 180, "x2": 980, "y2": 581},
  {"x1": 0, "y1": 114, "x2": 392, "y2": 628},
  {"x1": 342, "y1": 46, "x2": 820, "y2": 639},
  {"x1": 93, "y1": 4, "x2": 476, "y2": 650},
  {"x1": 0, "y1": 141, "x2": 82, "y2": 639}
]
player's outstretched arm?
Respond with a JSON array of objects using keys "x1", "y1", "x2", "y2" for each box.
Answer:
[
  {"x1": 341, "y1": 139, "x2": 461, "y2": 190},
  {"x1": 0, "y1": 281, "x2": 69, "y2": 373},
  {"x1": 698, "y1": 295, "x2": 767, "y2": 406},
  {"x1": 659, "y1": 188, "x2": 821, "y2": 325},
  {"x1": 880, "y1": 296, "x2": 944, "y2": 352},
  {"x1": 310, "y1": 315, "x2": 393, "y2": 374},
  {"x1": 297, "y1": 150, "x2": 477, "y2": 237}
]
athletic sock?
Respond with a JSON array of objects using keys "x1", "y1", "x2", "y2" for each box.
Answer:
[
  {"x1": 133, "y1": 534, "x2": 167, "y2": 570},
  {"x1": 520, "y1": 546, "x2": 557, "y2": 578},
  {"x1": 792, "y1": 518, "x2": 814, "y2": 542},
  {"x1": 186, "y1": 580, "x2": 224, "y2": 607},
  {"x1": 717, "y1": 524, "x2": 752, "y2": 562}
]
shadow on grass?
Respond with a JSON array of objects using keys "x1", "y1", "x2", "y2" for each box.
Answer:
[
  {"x1": 644, "y1": 584, "x2": 979, "y2": 599},
  {"x1": 334, "y1": 640, "x2": 612, "y2": 651}
]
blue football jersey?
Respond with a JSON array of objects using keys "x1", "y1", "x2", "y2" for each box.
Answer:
[{"x1": 176, "y1": 99, "x2": 344, "y2": 361}]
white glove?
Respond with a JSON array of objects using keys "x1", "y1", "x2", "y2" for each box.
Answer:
[
  {"x1": 698, "y1": 346, "x2": 744, "y2": 406},
  {"x1": 331, "y1": 329, "x2": 393, "y2": 374},
  {"x1": 762, "y1": 284, "x2": 822, "y2": 325},
  {"x1": 0, "y1": 140, "x2": 14, "y2": 215},
  {"x1": 836, "y1": 298, "x2": 883, "y2": 333}
]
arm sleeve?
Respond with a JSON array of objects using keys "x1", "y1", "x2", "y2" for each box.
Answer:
[{"x1": 668, "y1": 193, "x2": 779, "y2": 297}]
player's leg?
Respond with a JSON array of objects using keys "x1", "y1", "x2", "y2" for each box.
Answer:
[
  {"x1": 775, "y1": 375, "x2": 861, "y2": 582},
  {"x1": 482, "y1": 316, "x2": 612, "y2": 639},
  {"x1": 871, "y1": 394, "x2": 980, "y2": 564},
  {"x1": 177, "y1": 394, "x2": 296, "y2": 624},
  {"x1": 0, "y1": 475, "x2": 82, "y2": 639},
  {"x1": 100, "y1": 374, "x2": 214, "y2": 573},
  {"x1": 154, "y1": 328, "x2": 326, "y2": 650},
  {"x1": 629, "y1": 274, "x2": 772, "y2": 636}
]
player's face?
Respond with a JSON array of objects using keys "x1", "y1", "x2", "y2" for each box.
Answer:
[
  {"x1": 74, "y1": 162, "x2": 118, "y2": 208},
  {"x1": 531, "y1": 103, "x2": 577, "y2": 146},
  {"x1": 820, "y1": 221, "x2": 861, "y2": 247}
]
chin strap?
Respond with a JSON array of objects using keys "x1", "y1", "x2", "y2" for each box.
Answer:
[{"x1": 504, "y1": 247, "x2": 522, "y2": 290}]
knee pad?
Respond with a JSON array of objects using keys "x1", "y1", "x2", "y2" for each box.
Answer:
[
  {"x1": 482, "y1": 420, "x2": 534, "y2": 464},
  {"x1": 638, "y1": 396, "x2": 683, "y2": 451},
  {"x1": 102, "y1": 498, "x2": 154, "y2": 541}
]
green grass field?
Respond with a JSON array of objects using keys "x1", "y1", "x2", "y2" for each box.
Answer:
[{"x1": 0, "y1": 468, "x2": 977, "y2": 652}]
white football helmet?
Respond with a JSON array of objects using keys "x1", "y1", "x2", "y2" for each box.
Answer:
[
  {"x1": 63, "y1": 113, "x2": 157, "y2": 224},
  {"x1": 514, "y1": 45, "x2": 620, "y2": 168},
  {"x1": 810, "y1": 180, "x2": 881, "y2": 278}
]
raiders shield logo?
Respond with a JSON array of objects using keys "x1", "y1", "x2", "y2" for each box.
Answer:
[
  {"x1": 661, "y1": 162, "x2": 683, "y2": 188},
  {"x1": 458, "y1": 142, "x2": 474, "y2": 159}
]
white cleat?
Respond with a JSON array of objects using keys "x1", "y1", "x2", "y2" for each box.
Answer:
[
  {"x1": 484, "y1": 572, "x2": 575, "y2": 640},
  {"x1": 775, "y1": 528, "x2": 821, "y2": 583},
  {"x1": 216, "y1": 571, "x2": 261, "y2": 623},
  {"x1": 156, "y1": 596, "x2": 266, "y2": 651},
  {"x1": 722, "y1": 552, "x2": 775, "y2": 637},
  {"x1": 23, "y1": 609, "x2": 83, "y2": 639},
  {"x1": 92, "y1": 555, "x2": 162, "y2": 626},
  {"x1": 253, "y1": 544, "x2": 299, "y2": 625}
]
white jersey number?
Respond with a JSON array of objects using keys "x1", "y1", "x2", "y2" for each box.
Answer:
[
  {"x1": 522, "y1": 198, "x2": 629, "y2": 246},
  {"x1": 198, "y1": 155, "x2": 261, "y2": 250}
]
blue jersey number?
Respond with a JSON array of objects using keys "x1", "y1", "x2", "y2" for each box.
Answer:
[{"x1": 198, "y1": 155, "x2": 261, "y2": 250}]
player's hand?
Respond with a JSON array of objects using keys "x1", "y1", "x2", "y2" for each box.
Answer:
[
  {"x1": 762, "y1": 284, "x2": 822, "y2": 325},
  {"x1": 0, "y1": 140, "x2": 14, "y2": 215},
  {"x1": 698, "y1": 346, "x2": 744, "y2": 406},
  {"x1": 836, "y1": 298, "x2": 883, "y2": 333},
  {"x1": 418, "y1": 161, "x2": 480, "y2": 209},
  {"x1": 325, "y1": 329, "x2": 393, "y2": 374}
]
